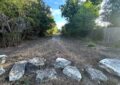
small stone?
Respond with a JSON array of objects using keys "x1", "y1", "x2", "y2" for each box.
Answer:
[
  {"x1": 54, "y1": 58, "x2": 71, "y2": 68},
  {"x1": 28, "y1": 57, "x2": 46, "y2": 66},
  {"x1": 99, "y1": 58, "x2": 120, "y2": 77},
  {"x1": 36, "y1": 69, "x2": 57, "y2": 82},
  {"x1": 86, "y1": 67, "x2": 108, "y2": 81},
  {"x1": 0, "y1": 55, "x2": 7, "y2": 64},
  {"x1": 0, "y1": 67, "x2": 5, "y2": 75},
  {"x1": 9, "y1": 60, "x2": 27, "y2": 81},
  {"x1": 63, "y1": 66, "x2": 82, "y2": 81}
]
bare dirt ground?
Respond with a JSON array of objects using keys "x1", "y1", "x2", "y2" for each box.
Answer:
[{"x1": 0, "y1": 36, "x2": 120, "y2": 85}]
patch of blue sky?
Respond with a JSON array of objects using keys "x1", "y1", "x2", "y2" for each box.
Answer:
[{"x1": 44, "y1": 0, "x2": 67, "y2": 29}]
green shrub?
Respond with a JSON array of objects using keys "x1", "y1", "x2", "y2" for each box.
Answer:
[{"x1": 87, "y1": 41, "x2": 96, "y2": 47}]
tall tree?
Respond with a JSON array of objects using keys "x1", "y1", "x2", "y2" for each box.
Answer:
[
  {"x1": 60, "y1": 0, "x2": 79, "y2": 21},
  {"x1": 90, "y1": 0, "x2": 102, "y2": 5},
  {"x1": 61, "y1": 1, "x2": 99, "y2": 37},
  {"x1": 0, "y1": 0, "x2": 56, "y2": 47},
  {"x1": 0, "y1": 0, "x2": 55, "y2": 35}
]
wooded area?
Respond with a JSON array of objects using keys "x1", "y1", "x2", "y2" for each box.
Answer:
[
  {"x1": 0, "y1": 0, "x2": 59, "y2": 47},
  {"x1": 0, "y1": 0, "x2": 120, "y2": 47},
  {"x1": 61, "y1": 0, "x2": 120, "y2": 39}
]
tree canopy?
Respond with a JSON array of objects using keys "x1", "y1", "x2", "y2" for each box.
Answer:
[
  {"x1": 61, "y1": 0, "x2": 99, "y2": 37},
  {"x1": 61, "y1": 0, "x2": 79, "y2": 21},
  {"x1": 0, "y1": 0, "x2": 56, "y2": 35},
  {"x1": 90, "y1": 0, "x2": 102, "y2": 5},
  {"x1": 0, "y1": 0, "x2": 57, "y2": 47}
]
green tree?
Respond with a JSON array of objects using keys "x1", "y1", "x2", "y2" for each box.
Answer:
[
  {"x1": 61, "y1": 1, "x2": 98, "y2": 37},
  {"x1": 0, "y1": 0, "x2": 56, "y2": 47},
  {"x1": 60, "y1": 0, "x2": 79, "y2": 21},
  {"x1": 0, "y1": 0, "x2": 55, "y2": 36},
  {"x1": 90, "y1": 0, "x2": 102, "y2": 5}
]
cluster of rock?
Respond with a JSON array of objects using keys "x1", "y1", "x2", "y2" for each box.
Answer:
[
  {"x1": 9, "y1": 57, "x2": 46, "y2": 81},
  {"x1": 1, "y1": 54, "x2": 120, "y2": 84},
  {"x1": 54, "y1": 58, "x2": 82, "y2": 81}
]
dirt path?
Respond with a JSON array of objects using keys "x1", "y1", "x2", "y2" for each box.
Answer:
[{"x1": 0, "y1": 36, "x2": 120, "y2": 85}]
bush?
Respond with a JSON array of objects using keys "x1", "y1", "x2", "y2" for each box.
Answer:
[{"x1": 87, "y1": 41, "x2": 96, "y2": 47}]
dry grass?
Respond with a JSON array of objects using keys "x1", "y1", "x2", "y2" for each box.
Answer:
[{"x1": 0, "y1": 36, "x2": 120, "y2": 85}]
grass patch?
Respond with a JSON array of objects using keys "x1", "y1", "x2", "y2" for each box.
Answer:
[{"x1": 87, "y1": 41, "x2": 96, "y2": 47}]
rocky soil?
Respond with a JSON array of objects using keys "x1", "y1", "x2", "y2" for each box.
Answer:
[{"x1": 0, "y1": 36, "x2": 120, "y2": 85}]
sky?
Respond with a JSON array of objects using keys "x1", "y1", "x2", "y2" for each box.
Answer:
[
  {"x1": 44, "y1": 0, "x2": 67, "y2": 29},
  {"x1": 44, "y1": 0, "x2": 110, "y2": 28}
]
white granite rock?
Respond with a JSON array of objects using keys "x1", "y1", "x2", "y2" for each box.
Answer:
[
  {"x1": 28, "y1": 57, "x2": 46, "y2": 66},
  {"x1": 36, "y1": 69, "x2": 57, "y2": 82},
  {"x1": 63, "y1": 66, "x2": 82, "y2": 81},
  {"x1": 9, "y1": 60, "x2": 27, "y2": 81},
  {"x1": 86, "y1": 67, "x2": 108, "y2": 81},
  {"x1": 0, "y1": 55, "x2": 7, "y2": 64},
  {"x1": 54, "y1": 58, "x2": 71, "y2": 68},
  {"x1": 99, "y1": 58, "x2": 120, "y2": 77}
]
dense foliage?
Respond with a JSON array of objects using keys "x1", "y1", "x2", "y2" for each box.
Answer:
[
  {"x1": 61, "y1": 0, "x2": 99, "y2": 37},
  {"x1": 90, "y1": 0, "x2": 102, "y2": 5},
  {"x1": 0, "y1": 0, "x2": 56, "y2": 47},
  {"x1": 61, "y1": 0, "x2": 79, "y2": 21}
]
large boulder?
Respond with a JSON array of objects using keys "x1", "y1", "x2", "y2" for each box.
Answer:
[
  {"x1": 54, "y1": 58, "x2": 71, "y2": 68},
  {"x1": 36, "y1": 69, "x2": 57, "y2": 83},
  {"x1": 85, "y1": 67, "x2": 108, "y2": 81},
  {"x1": 99, "y1": 58, "x2": 120, "y2": 77},
  {"x1": 9, "y1": 60, "x2": 27, "y2": 81},
  {"x1": 0, "y1": 55, "x2": 7, "y2": 64},
  {"x1": 0, "y1": 67, "x2": 5, "y2": 75},
  {"x1": 63, "y1": 66, "x2": 82, "y2": 81}
]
